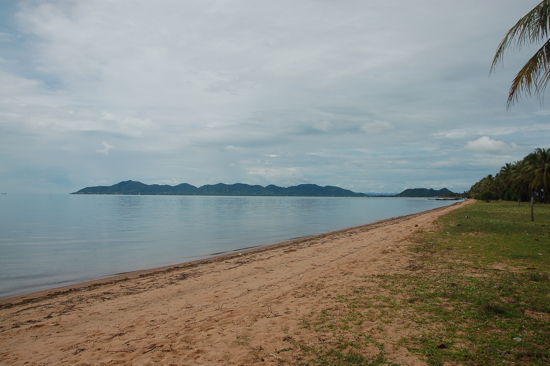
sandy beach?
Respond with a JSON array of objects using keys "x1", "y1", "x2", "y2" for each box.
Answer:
[{"x1": 0, "y1": 200, "x2": 471, "y2": 365}]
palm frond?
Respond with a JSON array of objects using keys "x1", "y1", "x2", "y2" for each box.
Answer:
[
  {"x1": 506, "y1": 39, "x2": 550, "y2": 108},
  {"x1": 491, "y1": 1, "x2": 550, "y2": 72}
]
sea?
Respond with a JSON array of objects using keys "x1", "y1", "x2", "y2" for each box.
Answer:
[{"x1": 0, "y1": 194, "x2": 459, "y2": 298}]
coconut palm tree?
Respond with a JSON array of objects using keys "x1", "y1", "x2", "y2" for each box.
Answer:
[
  {"x1": 499, "y1": 162, "x2": 518, "y2": 201},
  {"x1": 491, "y1": 1, "x2": 550, "y2": 108},
  {"x1": 510, "y1": 160, "x2": 530, "y2": 206},
  {"x1": 516, "y1": 148, "x2": 550, "y2": 220},
  {"x1": 525, "y1": 147, "x2": 550, "y2": 202}
]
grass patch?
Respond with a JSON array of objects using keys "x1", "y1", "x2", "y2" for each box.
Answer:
[
  {"x1": 296, "y1": 201, "x2": 550, "y2": 365},
  {"x1": 401, "y1": 201, "x2": 550, "y2": 365},
  {"x1": 286, "y1": 335, "x2": 396, "y2": 366}
]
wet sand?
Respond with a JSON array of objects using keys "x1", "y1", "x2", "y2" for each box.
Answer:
[{"x1": 0, "y1": 200, "x2": 471, "y2": 365}]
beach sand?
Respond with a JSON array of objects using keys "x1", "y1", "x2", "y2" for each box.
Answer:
[{"x1": 0, "y1": 200, "x2": 472, "y2": 365}]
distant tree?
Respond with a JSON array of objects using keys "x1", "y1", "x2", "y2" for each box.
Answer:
[
  {"x1": 499, "y1": 163, "x2": 515, "y2": 200},
  {"x1": 491, "y1": 1, "x2": 550, "y2": 108},
  {"x1": 510, "y1": 160, "x2": 531, "y2": 206},
  {"x1": 469, "y1": 174, "x2": 497, "y2": 198},
  {"x1": 467, "y1": 147, "x2": 549, "y2": 221},
  {"x1": 474, "y1": 191, "x2": 500, "y2": 202},
  {"x1": 524, "y1": 147, "x2": 550, "y2": 202}
]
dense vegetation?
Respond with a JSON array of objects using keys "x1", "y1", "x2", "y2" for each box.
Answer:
[
  {"x1": 73, "y1": 180, "x2": 368, "y2": 197},
  {"x1": 467, "y1": 148, "x2": 550, "y2": 203}
]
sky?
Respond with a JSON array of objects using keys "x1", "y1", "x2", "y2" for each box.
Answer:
[{"x1": 1, "y1": 0, "x2": 549, "y2": 194}]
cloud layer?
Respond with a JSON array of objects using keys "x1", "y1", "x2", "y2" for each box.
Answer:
[{"x1": 1, "y1": 0, "x2": 549, "y2": 193}]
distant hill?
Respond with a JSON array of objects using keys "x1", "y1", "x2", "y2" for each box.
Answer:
[
  {"x1": 395, "y1": 188, "x2": 454, "y2": 197},
  {"x1": 73, "y1": 180, "x2": 367, "y2": 197}
]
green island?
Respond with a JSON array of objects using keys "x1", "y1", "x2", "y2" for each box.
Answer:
[
  {"x1": 72, "y1": 180, "x2": 455, "y2": 198},
  {"x1": 292, "y1": 201, "x2": 550, "y2": 366}
]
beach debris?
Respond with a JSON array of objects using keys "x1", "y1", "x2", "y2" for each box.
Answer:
[
  {"x1": 266, "y1": 305, "x2": 281, "y2": 318},
  {"x1": 284, "y1": 249, "x2": 297, "y2": 253}
]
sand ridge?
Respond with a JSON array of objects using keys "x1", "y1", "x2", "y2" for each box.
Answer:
[{"x1": 0, "y1": 200, "x2": 472, "y2": 365}]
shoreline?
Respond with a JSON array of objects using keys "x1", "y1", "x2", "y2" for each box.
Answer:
[
  {"x1": 0, "y1": 199, "x2": 472, "y2": 366},
  {"x1": 0, "y1": 201, "x2": 464, "y2": 307}
]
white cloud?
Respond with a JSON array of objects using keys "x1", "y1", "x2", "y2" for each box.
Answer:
[
  {"x1": 96, "y1": 141, "x2": 115, "y2": 155},
  {"x1": 434, "y1": 124, "x2": 550, "y2": 139},
  {"x1": 312, "y1": 120, "x2": 332, "y2": 131},
  {"x1": 225, "y1": 145, "x2": 248, "y2": 152},
  {"x1": 157, "y1": 178, "x2": 184, "y2": 186},
  {"x1": 433, "y1": 128, "x2": 471, "y2": 139},
  {"x1": 0, "y1": 33, "x2": 13, "y2": 43},
  {"x1": 528, "y1": 123, "x2": 550, "y2": 132},
  {"x1": 465, "y1": 136, "x2": 519, "y2": 154},
  {"x1": 248, "y1": 168, "x2": 305, "y2": 182},
  {"x1": 360, "y1": 121, "x2": 393, "y2": 133}
]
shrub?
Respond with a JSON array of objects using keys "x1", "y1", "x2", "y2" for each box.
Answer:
[{"x1": 474, "y1": 191, "x2": 499, "y2": 202}]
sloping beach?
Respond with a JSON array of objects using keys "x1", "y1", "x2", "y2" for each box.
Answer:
[{"x1": 0, "y1": 200, "x2": 471, "y2": 365}]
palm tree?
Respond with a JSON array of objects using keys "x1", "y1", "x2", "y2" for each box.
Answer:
[
  {"x1": 510, "y1": 160, "x2": 530, "y2": 206},
  {"x1": 525, "y1": 147, "x2": 550, "y2": 203},
  {"x1": 517, "y1": 148, "x2": 550, "y2": 221},
  {"x1": 499, "y1": 162, "x2": 516, "y2": 201},
  {"x1": 491, "y1": 1, "x2": 550, "y2": 108}
]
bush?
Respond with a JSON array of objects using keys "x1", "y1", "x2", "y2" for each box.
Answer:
[{"x1": 474, "y1": 191, "x2": 499, "y2": 202}]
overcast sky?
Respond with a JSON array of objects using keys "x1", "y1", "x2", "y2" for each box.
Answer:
[{"x1": 1, "y1": 0, "x2": 548, "y2": 194}]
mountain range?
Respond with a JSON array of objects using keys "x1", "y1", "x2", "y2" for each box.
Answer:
[
  {"x1": 73, "y1": 181, "x2": 455, "y2": 197},
  {"x1": 73, "y1": 180, "x2": 367, "y2": 197}
]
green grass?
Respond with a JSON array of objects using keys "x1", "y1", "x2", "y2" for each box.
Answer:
[
  {"x1": 418, "y1": 201, "x2": 550, "y2": 267},
  {"x1": 296, "y1": 201, "x2": 550, "y2": 365},
  {"x1": 284, "y1": 334, "x2": 396, "y2": 366}
]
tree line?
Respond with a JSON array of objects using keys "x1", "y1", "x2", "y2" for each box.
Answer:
[{"x1": 466, "y1": 148, "x2": 550, "y2": 220}]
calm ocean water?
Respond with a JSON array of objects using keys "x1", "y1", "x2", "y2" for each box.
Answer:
[{"x1": 0, "y1": 194, "x2": 458, "y2": 297}]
